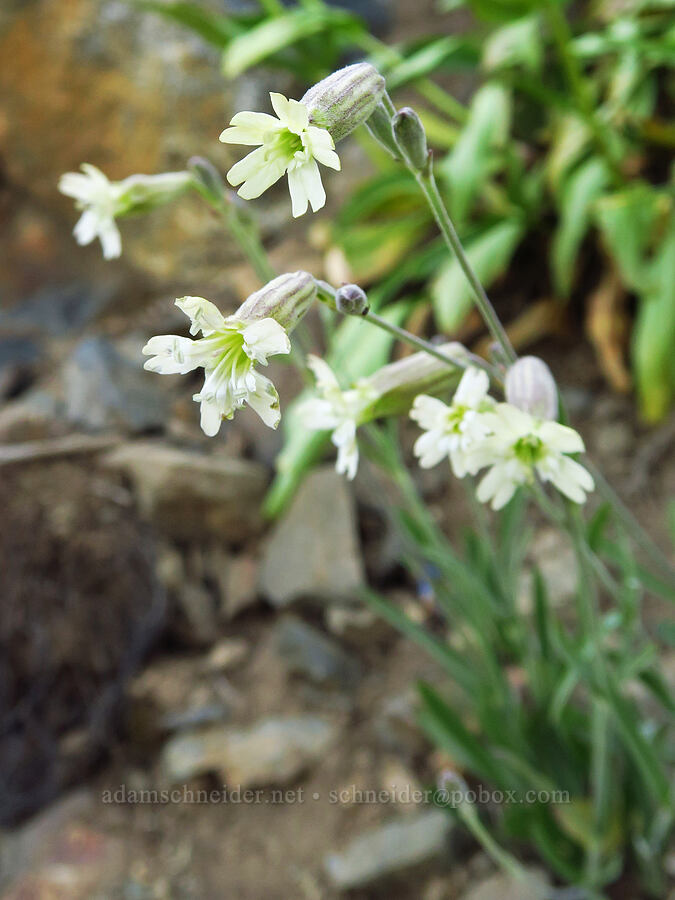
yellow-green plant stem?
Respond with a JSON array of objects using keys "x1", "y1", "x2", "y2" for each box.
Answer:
[{"x1": 413, "y1": 167, "x2": 517, "y2": 364}]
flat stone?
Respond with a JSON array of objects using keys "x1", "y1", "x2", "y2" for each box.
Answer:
[
  {"x1": 324, "y1": 810, "x2": 453, "y2": 890},
  {"x1": 0, "y1": 790, "x2": 125, "y2": 898},
  {"x1": 459, "y1": 868, "x2": 550, "y2": 900},
  {"x1": 273, "y1": 616, "x2": 361, "y2": 689},
  {"x1": 161, "y1": 716, "x2": 338, "y2": 787},
  {"x1": 259, "y1": 466, "x2": 364, "y2": 606},
  {"x1": 63, "y1": 336, "x2": 170, "y2": 432},
  {"x1": 103, "y1": 442, "x2": 268, "y2": 542}
]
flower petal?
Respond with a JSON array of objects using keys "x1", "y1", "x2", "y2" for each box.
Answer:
[
  {"x1": 176, "y1": 296, "x2": 227, "y2": 336},
  {"x1": 538, "y1": 421, "x2": 585, "y2": 454},
  {"x1": 241, "y1": 317, "x2": 290, "y2": 363},
  {"x1": 270, "y1": 93, "x2": 308, "y2": 133},
  {"x1": 454, "y1": 367, "x2": 489, "y2": 408},
  {"x1": 245, "y1": 371, "x2": 281, "y2": 429},
  {"x1": 98, "y1": 220, "x2": 122, "y2": 260}
]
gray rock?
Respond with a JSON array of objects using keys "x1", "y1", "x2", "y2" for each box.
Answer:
[
  {"x1": 459, "y1": 868, "x2": 550, "y2": 900},
  {"x1": 103, "y1": 442, "x2": 268, "y2": 541},
  {"x1": 161, "y1": 716, "x2": 338, "y2": 787},
  {"x1": 64, "y1": 335, "x2": 170, "y2": 432},
  {"x1": 324, "y1": 810, "x2": 453, "y2": 890},
  {"x1": 0, "y1": 283, "x2": 117, "y2": 337},
  {"x1": 273, "y1": 616, "x2": 361, "y2": 689},
  {"x1": 0, "y1": 335, "x2": 40, "y2": 398},
  {"x1": 259, "y1": 466, "x2": 364, "y2": 606},
  {"x1": 374, "y1": 691, "x2": 427, "y2": 757}
]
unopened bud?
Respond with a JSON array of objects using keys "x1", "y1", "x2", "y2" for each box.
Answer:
[
  {"x1": 505, "y1": 356, "x2": 558, "y2": 420},
  {"x1": 236, "y1": 271, "x2": 316, "y2": 332},
  {"x1": 365, "y1": 101, "x2": 401, "y2": 160},
  {"x1": 119, "y1": 171, "x2": 193, "y2": 215},
  {"x1": 366, "y1": 343, "x2": 468, "y2": 419},
  {"x1": 392, "y1": 107, "x2": 429, "y2": 172},
  {"x1": 301, "y1": 63, "x2": 386, "y2": 143},
  {"x1": 335, "y1": 283, "x2": 369, "y2": 316}
]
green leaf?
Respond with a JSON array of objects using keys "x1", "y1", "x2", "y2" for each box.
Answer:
[
  {"x1": 431, "y1": 217, "x2": 525, "y2": 332},
  {"x1": 384, "y1": 37, "x2": 477, "y2": 91},
  {"x1": 439, "y1": 82, "x2": 512, "y2": 223},
  {"x1": 547, "y1": 115, "x2": 592, "y2": 193},
  {"x1": 594, "y1": 184, "x2": 661, "y2": 290},
  {"x1": 482, "y1": 15, "x2": 542, "y2": 73},
  {"x1": 418, "y1": 683, "x2": 505, "y2": 785},
  {"x1": 221, "y1": 6, "x2": 359, "y2": 78},
  {"x1": 632, "y1": 219, "x2": 675, "y2": 421},
  {"x1": 552, "y1": 157, "x2": 610, "y2": 296},
  {"x1": 130, "y1": 0, "x2": 243, "y2": 47}
]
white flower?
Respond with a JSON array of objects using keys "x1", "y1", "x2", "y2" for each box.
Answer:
[
  {"x1": 298, "y1": 356, "x2": 375, "y2": 480},
  {"x1": 474, "y1": 404, "x2": 594, "y2": 510},
  {"x1": 220, "y1": 93, "x2": 341, "y2": 218},
  {"x1": 142, "y1": 296, "x2": 290, "y2": 436},
  {"x1": 58, "y1": 164, "x2": 123, "y2": 259},
  {"x1": 410, "y1": 367, "x2": 494, "y2": 477}
]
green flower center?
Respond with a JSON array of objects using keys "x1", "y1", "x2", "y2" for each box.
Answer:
[
  {"x1": 446, "y1": 405, "x2": 467, "y2": 432},
  {"x1": 268, "y1": 129, "x2": 305, "y2": 159},
  {"x1": 513, "y1": 434, "x2": 544, "y2": 465}
]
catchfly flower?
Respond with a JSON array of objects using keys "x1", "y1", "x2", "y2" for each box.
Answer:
[
  {"x1": 411, "y1": 367, "x2": 494, "y2": 477},
  {"x1": 475, "y1": 404, "x2": 594, "y2": 510},
  {"x1": 298, "y1": 356, "x2": 376, "y2": 480},
  {"x1": 143, "y1": 296, "x2": 290, "y2": 436},
  {"x1": 58, "y1": 164, "x2": 124, "y2": 260},
  {"x1": 59, "y1": 165, "x2": 193, "y2": 259},
  {"x1": 220, "y1": 93, "x2": 341, "y2": 218}
]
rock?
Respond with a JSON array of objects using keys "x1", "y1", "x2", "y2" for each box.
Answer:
[
  {"x1": 0, "y1": 0, "x2": 237, "y2": 285},
  {"x1": 0, "y1": 790, "x2": 125, "y2": 898},
  {"x1": 459, "y1": 868, "x2": 549, "y2": 900},
  {"x1": 259, "y1": 466, "x2": 364, "y2": 606},
  {"x1": 103, "y1": 442, "x2": 268, "y2": 542},
  {"x1": 173, "y1": 582, "x2": 219, "y2": 647},
  {"x1": 273, "y1": 616, "x2": 361, "y2": 689},
  {"x1": 63, "y1": 335, "x2": 171, "y2": 433},
  {"x1": 211, "y1": 550, "x2": 260, "y2": 621},
  {"x1": 161, "y1": 716, "x2": 338, "y2": 787},
  {"x1": 324, "y1": 810, "x2": 454, "y2": 890},
  {"x1": 325, "y1": 603, "x2": 389, "y2": 647},
  {"x1": 0, "y1": 335, "x2": 40, "y2": 399},
  {"x1": 374, "y1": 691, "x2": 427, "y2": 757},
  {"x1": 204, "y1": 638, "x2": 250, "y2": 673},
  {"x1": 0, "y1": 389, "x2": 61, "y2": 443},
  {"x1": 517, "y1": 527, "x2": 577, "y2": 612},
  {"x1": 0, "y1": 283, "x2": 117, "y2": 338}
]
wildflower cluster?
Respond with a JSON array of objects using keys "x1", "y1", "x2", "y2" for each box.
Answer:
[{"x1": 411, "y1": 366, "x2": 594, "y2": 509}]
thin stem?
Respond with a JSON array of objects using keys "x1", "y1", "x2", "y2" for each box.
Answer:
[
  {"x1": 455, "y1": 801, "x2": 545, "y2": 893},
  {"x1": 413, "y1": 167, "x2": 517, "y2": 363},
  {"x1": 219, "y1": 203, "x2": 277, "y2": 285},
  {"x1": 364, "y1": 310, "x2": 499, "y2": 379}
]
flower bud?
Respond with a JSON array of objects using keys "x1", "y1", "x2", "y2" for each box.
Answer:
[
  {"x1": 505, "y1": 355, "x2": 559, "y2": 421},
  {"x1": 392, "y1": 107, "x2": 429, "y2": 172},
  {"x1": 301, "y1": 63, "x2": 386, "y2": 143},
  {"x1": 335, "y1": 283, "x2": 369, "y2": 316},
  {"x1": 118, "y1": 171, "x2": 193, "y2": 215},
  {"x1": 366, "y1": 342, "x2": 468, "y2": 419},
  {"x1": 236, "y1": 271, "x2": 316, "y2": 333},
  {"x1": 365, "y1": 101, "x2": 401, "y2": 160}
]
